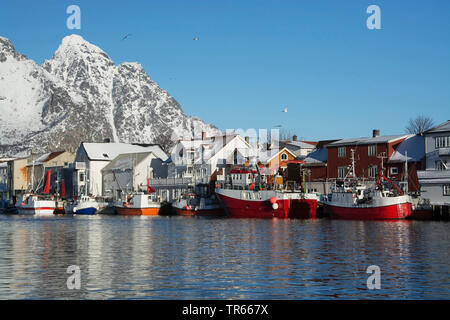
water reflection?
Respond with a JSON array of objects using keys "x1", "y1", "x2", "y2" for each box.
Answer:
[{"x1": 0, "y1": 215, "x2": 449, "y2": 299}]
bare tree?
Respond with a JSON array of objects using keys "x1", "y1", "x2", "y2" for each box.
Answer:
[
  {"x1": 405, "y1": 115, "x2": 435, "y2": 134},
  {"x1": 153, "y1": 131, "x2": 176, "y2": 155}
]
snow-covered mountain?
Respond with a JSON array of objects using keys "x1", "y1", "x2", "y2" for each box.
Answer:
[{"x1": 0, "y1": 34, "x2": 220, "y2": 157}]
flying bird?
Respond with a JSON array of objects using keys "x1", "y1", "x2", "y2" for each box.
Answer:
[
  {"x1": 282, "y1": 106, "x2": 288, "y2": 113},
  {"x1": 193, "y1": 37, "x2": 199, "y2": 41},
  {"x1": 122, "y1": 34, "x2": 132, "y2": 41}
]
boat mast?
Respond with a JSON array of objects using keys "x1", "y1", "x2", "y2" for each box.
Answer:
[
  {"x1": 350, "y1": 149, "x2": 356, "y2": 179},
  {"x1": 30, "y1": 159, "x2": 35, "y2": 193},
  {"x1": 404, "y1": 151, "x2": 408, "y2": 194}
]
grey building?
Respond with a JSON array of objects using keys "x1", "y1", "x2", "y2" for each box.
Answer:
[{"x1": 417, "y1": 120, "x2": 450, "y2": 206}]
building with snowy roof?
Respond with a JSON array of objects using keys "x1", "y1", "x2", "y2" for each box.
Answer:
[{"x1": 73, "y1": 142, "x2": 167, "y2": 196}]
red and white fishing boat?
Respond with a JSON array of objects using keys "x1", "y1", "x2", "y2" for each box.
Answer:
[
  {"x1": 16, "y1": 170, "x2": 55, "y2": 216},
  {"x1": 322, "y1": 149, "x2": 412, "y2": 220},
  {"x1": 215, "y1": 166, "x2": 317, "y2": 219}
]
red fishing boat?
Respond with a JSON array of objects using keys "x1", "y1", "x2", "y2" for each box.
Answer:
[
  {"x1": 322, "y1": 149, "x2": 412, "y2": 220},
  {"x1": 215, "y1": 166, "x2": 317, "y2": 219}
]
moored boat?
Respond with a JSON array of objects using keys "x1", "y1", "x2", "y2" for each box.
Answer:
[
  {"x1": 64, "y1": 196, "x2": 99, "y2": 215},
  {"x1": 172, "y1": 193, "x2": 225, "y2": 217},
  {"x1": 115, "y1": 192, "x2": 160, "y2": 216},
  {"x1": 215, "y1": 166, "x2": 317, "y2": 219},
  {"x1": 15, "y1": 169, "x2": 55, "y2": 216},
  {"x1": 16, "y1": 193, "x2": 56, "y2": 215},
  {"x1": 322, "y1": 149, "x2": 412, "y2": 220}
]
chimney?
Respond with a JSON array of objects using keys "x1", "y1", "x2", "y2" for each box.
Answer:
[
  {"x1": 293, "y1": 135, "x2": 298, "y2": 141},
  {"x1": 202, "y1": 131, "x2": 206, "y2": 140},
  {"x1": 372, "y1": 129, "x2": 380, "y2": 138},
  {"x1": 245, "y1": 136, "x2": 250, "y2": 144},
  {"x1": 103, "y1": 138, "x2": 111, "y2": 143}
]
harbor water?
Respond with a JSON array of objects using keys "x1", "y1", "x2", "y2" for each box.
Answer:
[{"x1": 0, "y1": 214, "x2": 449, "y2": 299}]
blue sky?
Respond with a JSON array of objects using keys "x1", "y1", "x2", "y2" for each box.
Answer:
[{"x1": 1, "y1": 0, "x2": 449, "y2": 141}]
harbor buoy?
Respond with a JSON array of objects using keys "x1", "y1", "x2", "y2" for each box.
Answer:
[
  {"x1": 272, "y1": 203, "x2": 279, "y2": 210},
  {"x1": 269, "y1": 197, "x2": 277, "y2": 204}
]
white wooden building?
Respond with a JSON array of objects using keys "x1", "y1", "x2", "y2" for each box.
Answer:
[{"x1": 73, "y1": 142, "x2": 167, "y2": 197}]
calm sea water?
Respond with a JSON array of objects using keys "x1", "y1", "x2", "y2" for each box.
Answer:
[{"x1": 0, "y1": 214, "x2": 449, "y2": 299}]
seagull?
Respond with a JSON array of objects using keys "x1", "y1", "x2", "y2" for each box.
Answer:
[
  {"x1": 122, "y1": 34, "x2": 132, "y2": 41},
  {"x1": 282, "y1": 106, "x2": 288, "y2": 113},
  {"x1": 193, "y1": 37, "x2": 199, "y2": 41}
]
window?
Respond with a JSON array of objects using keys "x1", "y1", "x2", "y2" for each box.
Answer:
[
  {"x1": 368, "y1": 166, "x2": 377, "y2": 178},
  {"x1": 444, "y1": 185, "x2": 450, "y2": 196},
  {"x1": 79, "y1": 173, "x2": 85, "y2": 182},
  {"x1": 368, "y1": 145, "x2": 377, "y2": 157},
  {"x1": 338, "y1": 167, "x2": 347, "y2": 179},
  {"x1": 390, "y1": 167, "x2": 398, "y2": 175},
  {"x1": 281, "y1": 153, "x2": 288, "y2": 161},
  {"x1": 436, "y1": 160, "x2": 448, "y2": 171},
  {"x1": 338, "y1": 147, "x2": 346, "y2": 158},
  {"x1": 435, "y1": 136, "x2": 450, "y2": 148}
]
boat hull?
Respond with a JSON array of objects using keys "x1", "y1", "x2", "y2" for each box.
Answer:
[
  {"x1": 175, "y1": 207, "x2": 226, "y2": 217},
  {"x1": 323, "y1": 202, "x2": 412, "y2": 220},
  {"x1": 216, "y1": 191, "x2": 317, "y2": 219},
  {"x1": 17, "y1": 207, "x2": 55, "y2": 216},
  {"x1": 115, "y1": 207, "x2": 159, "y2": 216},
  {"x1": 74, "y1": 207, "x2": 97, "y2": 215}
]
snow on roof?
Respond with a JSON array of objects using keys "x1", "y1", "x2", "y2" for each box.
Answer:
[
  {"x1": 389, "y1": 135, "x2": 425, "y2": 163},
  {"x1": 82, "y1": 143, "x2": 168, "y2": 161},
  {"x1": 425, "y1": 120, "x2": 450, "y2": 134},
  {"x1": 0, "y1": 162, "x2": 7, "y2": 168},
  {"x1": 304, "y1": 148, "x2": 327, "y2": 164},
  {"x1": 329, "y1": 134, "x2": 410, "y2": 147}
]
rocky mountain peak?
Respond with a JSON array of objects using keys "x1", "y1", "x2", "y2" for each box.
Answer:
[
  {"x1": 0, "y1": 34, "x2": 221, "y2": 157},
  {"x1": 0, "y1": 36, "x2": 27, "y2": 62}
]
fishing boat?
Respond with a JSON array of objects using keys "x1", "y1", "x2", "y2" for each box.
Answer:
[
  {"x1": 64, "y1": 195, "x2": 99, "y2": 215},
  {"x1": 215, "y1": 165, "x2": 318, "y2": 219},
  {"x1": 115, "y1": 192, "x2": 160, "y2": 216},
  {"x1": 172, "y1": 193, "x2": 225, "y2": 216},
  {"x1": 322, "y1": 149, "x2": 412, "y2": 220},
  {"x1": 16, "y1": 169, "x2": 55, "y2": 216}
]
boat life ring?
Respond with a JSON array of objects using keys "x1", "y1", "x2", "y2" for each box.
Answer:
[
  {"x1": 272, "y1": 203, "x2": 279, "y2": 210},
  {"x1": 124, "y1": 202, "x2": 129, "y2": 208}
]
